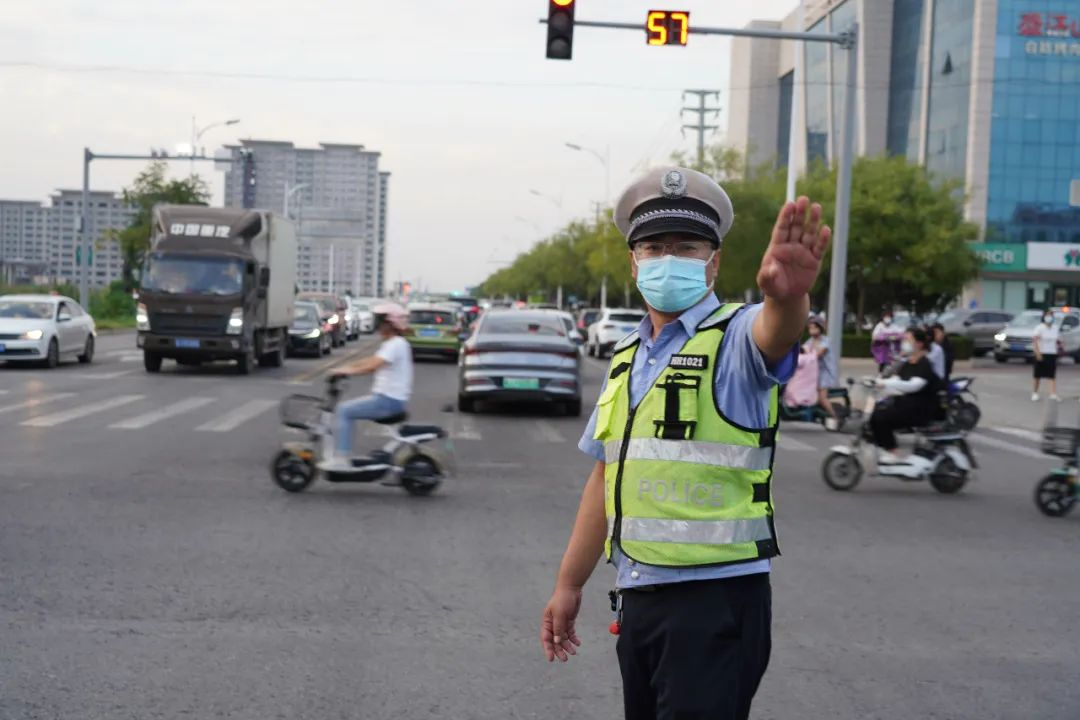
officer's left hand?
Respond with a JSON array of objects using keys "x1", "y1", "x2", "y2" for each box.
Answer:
[{"x1": 757, "y1": 196, "x2": 832, "y2": 301}]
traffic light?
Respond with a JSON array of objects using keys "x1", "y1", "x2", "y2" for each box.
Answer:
[
  {"x1": 240, "y1": 148, "x2": 256, "y2": 209},
  {"x1": 546, "y1": 0, "x2": 575, "y2": 60}
]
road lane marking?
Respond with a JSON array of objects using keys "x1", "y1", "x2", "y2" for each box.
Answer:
[
  {"x1": 778, "y1": 435, "x2": 815, "y2": 452},
  {"x1": 991, "y1": 426, "x2": 1042, "y2": 443},
  {"x1": 535, "y1": 420, "x2": 566, "y2": 443},
  {"x1": 71, "y1": 371, "x2": 133, "y2": 380},
  {"x1": 0, "y1": 393, "x2": 76, "y2": 416},
  {"x1": 0, "y1": 390, "x2": 8, "y2": 395},
  {"x1": 455, "y1": 415, "x2": 481, "y2": 440},
  {"x1": 195, "y1": 399, "x2": 278, "y2": 432},
  {"x1": 969, "y1": 432, "x2": 1046, "y2": 460},
  {"x1": 108, "y1": 397, "x2": 216, "y2": 429},
  {"x1": 21, "y1": 394, "x2": 143, "y2": 427}
]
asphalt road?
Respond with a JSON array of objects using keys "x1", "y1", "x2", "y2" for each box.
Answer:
[{"x1": 1, "y1": 332, "x2": 1077, "y2": 719}]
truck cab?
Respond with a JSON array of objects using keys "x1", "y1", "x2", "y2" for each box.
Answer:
[{"x1": 136, "y1": 206, "x2": 297, "y2": 374}]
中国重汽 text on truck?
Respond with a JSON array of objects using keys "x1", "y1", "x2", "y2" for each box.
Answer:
[{"x1": 136, "y1": 206, "x2": 297, "y2": 374}]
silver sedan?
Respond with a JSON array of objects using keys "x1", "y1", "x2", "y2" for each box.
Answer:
[{"x1": 0, "y1": 294, "x2": 96, "y2": 368}]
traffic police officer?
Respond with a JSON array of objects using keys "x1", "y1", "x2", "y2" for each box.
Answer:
[{"x1": 540, "y1": 166, "x2": 831, "y2": 720}]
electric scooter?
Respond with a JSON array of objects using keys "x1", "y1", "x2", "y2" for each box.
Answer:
[
  {"x1": 779, "y1": 381, "x2": 852, "y2": 432},
  {"x1": 1035, "y1": 409, "x2": 1080, "y2": 517},
  {"x1": 271, "y1": 375, "x2": 454, "y2": 496},
  {"x1": 821, "y1": 378, "x2": 976, "y2": 493},
  {"x1": 945, "y1": 376, "x2": 981, "y2": 431}
]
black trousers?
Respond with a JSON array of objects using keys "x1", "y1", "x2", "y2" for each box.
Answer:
[
  {"x1": 869, "y1": 400, "x2": 934, "y2": 451},
  {"x1": 616, "y1": 573, "x2": 772, "y2": 720}
]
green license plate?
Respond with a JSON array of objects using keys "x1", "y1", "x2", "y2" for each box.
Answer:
[{"x1": 503, "y1": 377, "x2": 540, "y2": 390}]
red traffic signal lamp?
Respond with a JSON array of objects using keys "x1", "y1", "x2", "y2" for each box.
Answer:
[{"x1": 546, "y1": 0, "x2": 575, "y2": 60}]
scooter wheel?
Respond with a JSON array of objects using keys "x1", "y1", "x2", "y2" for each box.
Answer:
[
  {"x1": 1034, "y1": 474, "x2": 1077, "y2": 517},
  {"x1": 822, "y1": 452, "x2": 862, "y2": 491},
  {"x1": 272, "y1": 450, "x2": 316, "y2": 493},
  {"x1": 954, "y1": 402, "x2": 980, "y2": 431},
  {"x1": 402, "y1": 456, "x2": 441, "y2": 497},
  {"x1": 929, "y1": 456, "x2": 967, "y2": 494}
]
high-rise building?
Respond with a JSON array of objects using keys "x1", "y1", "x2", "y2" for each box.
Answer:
[
  {"x1": 377, "y1": 171, "x2": 391, "y2": 298},
  {"x1": 727, "y1": 0, "x2": 1080, "y2": 312},
  {"x1": 49, "y1": 190, "x2": 133, "y2": 288},
  {"x1": 0, "y1": 200, "x2": 52, "y2": 285},
  {"x1": 219, "y1": 140, "x2": 385, "y2": 298},
  {"x1": 0, "y1": 191, "x2": 132, "y2": 288}
]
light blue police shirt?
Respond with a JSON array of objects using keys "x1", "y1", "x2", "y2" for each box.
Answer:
[{"x1": 578, "y1": 294, "x2": 796, "y2": 588}]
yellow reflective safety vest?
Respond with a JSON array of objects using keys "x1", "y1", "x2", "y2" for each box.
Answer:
[{"x1": 593, "y1": 302, "x2": 780, "y2": 568}]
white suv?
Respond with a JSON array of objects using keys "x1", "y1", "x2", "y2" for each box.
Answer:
[{"x1": 587, "y1": 308, "x2": 646, "y2": 358}]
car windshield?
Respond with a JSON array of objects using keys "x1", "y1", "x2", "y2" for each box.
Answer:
[
  {"x1": 354, "y1": 303, "x2": 369, "y2": 311},
  {"x1": 582, "y1": 311, "x2": 600, "y2": 324},
  {"x1": 608, "y1": 312, "x2": 644, "y2": 323},
  {"x1": 293, "y1": 305, "x2": 320, "y2": 324},
  {"x1": 481, "y1": 314, "x2": 566, "y2": 336},
  {"x1": 936, "y1": 311, "x2": 958, "y2": 324},
  {"x1": 0, "y1": 300, "x2": 54, "y2": 319},
  {"x1": 1010, "y1": 312, "x2": 1046, "y2": 329},
  {"x1": 410, "y1": 310, "x2": 456, "y2": 325},
  {"x1": 141, "y1": 254, "x2": 244, "y2": 295}
]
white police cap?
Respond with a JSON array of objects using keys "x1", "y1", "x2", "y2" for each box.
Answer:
[{"x1": 614, "y1": 166, "x2": 735, "y2": 247}]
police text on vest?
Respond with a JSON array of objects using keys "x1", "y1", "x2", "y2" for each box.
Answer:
[{"x1": 638, "y1": 479, "x2": 723, "y2": 507}]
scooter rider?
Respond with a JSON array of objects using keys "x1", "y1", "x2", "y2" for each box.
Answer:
[
  {"x1": 317, "y1": 303, "x2": 413, "y2": 473},
  {"x1": 540, "y1": 166, "x2": 832, "y2": 720},
  {"x1": 869, "y1": 327, "x2": 941, "y2": 463}
]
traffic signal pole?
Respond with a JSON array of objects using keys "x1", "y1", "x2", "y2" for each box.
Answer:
[
  {"x1": 541, "y1": 13, "x2": 859, "y2": 376},
  {"x1": 79, "y1": 149, "x2": 225, "y2": 308}
]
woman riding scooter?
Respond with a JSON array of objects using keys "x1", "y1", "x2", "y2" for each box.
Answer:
[
  {"x1": 869, "y1": 327, "x2": 941, "y2": 464},
  {"x1": 871, "y1": 310, "x2": 904, "y2": 372},
  {"x1": 317, "y1": 303, "x2": 413, "y2": 473}
]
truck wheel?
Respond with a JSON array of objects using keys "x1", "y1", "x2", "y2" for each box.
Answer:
[
  {"x1": 236, "y1": 349, "x2": 254, "y2": 375},
  {"x1": 144, "y1": 350, "x2": 163, "y2": 373},
  {"x1": 260, "y1": 341, "x2": 285, "y2": 368}
]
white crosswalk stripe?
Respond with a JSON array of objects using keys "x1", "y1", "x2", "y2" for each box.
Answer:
[
  {"x1": 71, "y1": 371, "x2": 133, "y2": 380},
  {"x1": 195, "y1": 399, "x2": 278, "y2": 432},
  {"x1": 22, "y1": 395, "x2": 143, "y2": 428},
  {"x1": 969, "y1": 431, "x2": 1045, "y2": 460},
  {"x1": 0, "y1": 392, "x2": 76, "y2": 416},
  {"x1": 109, "y1": 397, "x2": 216, "y2": 429},
  {"x1": 534, "y1": 420, "x2": 566, "y2": 443},
  {"x1": 992, "y1": 426, "x2": 1042, "y2": 443},
  {"x1": 778, "y1": 435, "x2": 816, "y2": 452},
  {"x1": 454, "y1": 415, "x2": 481, "y2": 440}
]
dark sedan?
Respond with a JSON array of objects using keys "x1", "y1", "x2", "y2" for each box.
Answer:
[
  {"x1": 287, "y1": 301, "x2": 332, "y2": 357},
  {"x1": 457, "y1": 310, "x2": 581, "y2": 416}
]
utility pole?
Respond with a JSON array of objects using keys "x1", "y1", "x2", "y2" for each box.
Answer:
[{"x1": 681, "y1": 89, "x2": 721, "y2": 167}]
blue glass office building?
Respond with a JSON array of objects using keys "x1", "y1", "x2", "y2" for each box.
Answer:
[{"x1": 727, "y1": 0, "x2": 1080, "y2": 312}]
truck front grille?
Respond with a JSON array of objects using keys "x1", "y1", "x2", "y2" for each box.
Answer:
[{"x1": 150, "y1": 313, "x2": 227, "y2": 336}]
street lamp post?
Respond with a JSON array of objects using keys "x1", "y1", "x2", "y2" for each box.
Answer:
[
  {"x1": 566, "y1": 142, "x2": 612, "y2": 309},
  {"x1": 190, "y1": 117, "x2": 240, "y2": 174},
  {"x1": 283, "y1": 182, "x2": 310, "y2": 218},
  {"x1": 528, "y1": 189, "x2": 562, "y2": 209}
]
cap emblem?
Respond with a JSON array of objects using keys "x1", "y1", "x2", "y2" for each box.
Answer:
[{"x1": 660, "y1": 170, "x2": 688, "y2": 199}]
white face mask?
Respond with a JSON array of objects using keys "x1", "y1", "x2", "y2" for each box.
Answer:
[
  {"x1": 883, "y1": 317, "x2": 893, "y2": 326},
  {"x1": 1044, "y1": 316, "x2": 1054, "y2": 325},
  {"x1": 900, "y1": 340, "x2": 914, "y2": 355}
]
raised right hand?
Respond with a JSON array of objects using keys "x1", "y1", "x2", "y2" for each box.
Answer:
[{"x1": 540, "y1": 585, "x2": 583, "y2": 662}]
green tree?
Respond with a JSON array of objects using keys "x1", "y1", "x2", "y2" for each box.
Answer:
[
  {"x1": 112, "y1": 163, "x2": 209, "y2": 291},
  {"x1": 799, "y1": 155, "x2": 980, "y2": 325}
]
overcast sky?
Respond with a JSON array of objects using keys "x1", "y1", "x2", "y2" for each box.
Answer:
[{"x1": 1, "y1": 0, "x2": 798, "y2": 293}]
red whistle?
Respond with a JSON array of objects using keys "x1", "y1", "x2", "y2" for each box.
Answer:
[{"x1": 608, "y1": 620, "x2": 621, "y2": 635}]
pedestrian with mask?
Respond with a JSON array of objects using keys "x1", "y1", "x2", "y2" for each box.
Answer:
[
  {"x1": 1032, "y1": 310, "x2": 1062, "y2": 402},
  {"x1": 871, "y1": 310, "x2": 903, "y2": 372},
  {"x1": 805, "y1": 316, "x2": 840, "y2": 429},
  {"x1": 931, "y1": 323, "x2": 954, "y2": 381},
  {"x1": 539, "y1": 167, "x2": 831, "y2": 720}
]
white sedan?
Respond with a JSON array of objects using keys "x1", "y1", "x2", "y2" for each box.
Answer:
[{"x1": 0, "y1": 294, "x2": 96, "y2": 368}]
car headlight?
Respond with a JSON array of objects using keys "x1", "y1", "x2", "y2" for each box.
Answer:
[
  {"x1": 303, "y1": 328, "x2": 321, "y2": 339},
  {"x1": 227, "y1": 307, "x2": 243, "y2": 335},
  {"x1": 20, "y1": 329, "x2": 44, "y2": 340},
  {"x1": 136, "y1": 302, "x2": 150, "y2": 331},
  {"x1": 994, "y1": 332, "x2": 1006, "y2": 342}
]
